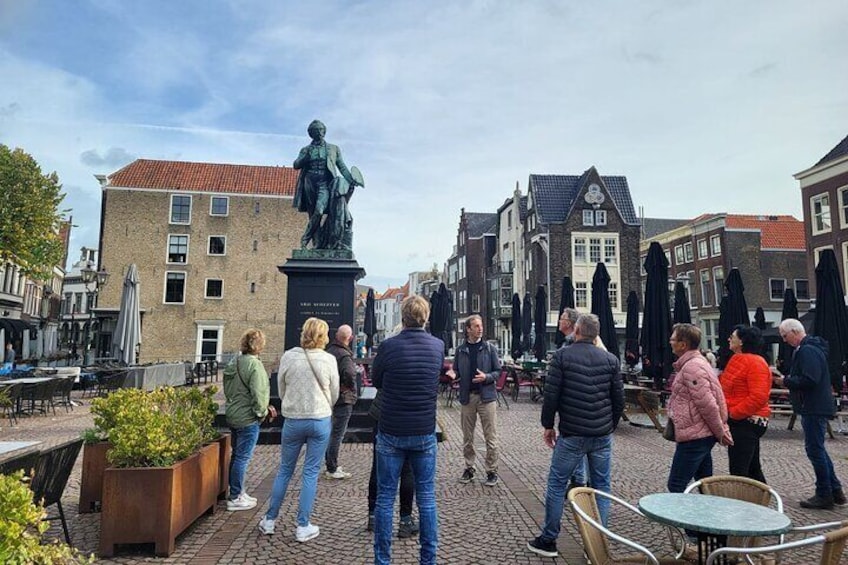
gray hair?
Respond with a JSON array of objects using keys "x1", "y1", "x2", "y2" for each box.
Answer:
[
  {"x1": 779, "y1": 318, "x2": 805, "y2": 336},
  {"x1": 560, "y1": 308, "x2": 579, "y2": 323},
  {"x1": 575, "y1": 313, "x2": 600, "y2": 340}
]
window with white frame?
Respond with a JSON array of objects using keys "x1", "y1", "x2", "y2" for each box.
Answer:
[
  {"x1": 164, "y1": 272, "x2": 186, "y2": 304},
  {"x1": 814, "y1": 245, "x2": 833, "y2": 269},
  {"x1": 170, "y1": 194, "x2": 192, "y2": 224},
  {"x1": 839, "y1": 186, "x2": 848, "y2": 229},
  {"x1": 674, "y1": 245, "x2": 684, "y2": 265},
  {"x1": 811, "y1": 193, "x2": 831, "y2": 234},
  {"x1": 683, "y1": 242, "x2": 693, "y2": 263},
  {"x1": 603, "y1": 238, "x2": 617, "y2": 264},
  {"x1": 713, "y1": 266, "x2": 724, "y2": 304},
  {"x1": 589, "y1": 238, "x2": 601, "y2": 264},
  {"x1": 574, "y1": 237, "x2": 587, "y2": 263},
  {"x1": 595, "y1": 210, "x2": 607, "y2": 226},
  {"x1": 208, "y1": 236, "x2": 226, "y2": 256},
  {"x1": 210, "y1": 196, "x2": 229, "y2": 216},
  {"x1": 769, "y1": 278, "x2": 786, "y2": 301},
  {"x1": 795, "y1": 278, "x2": 810, "y2": 301},
  {"x1": 664, "y1": 249, "x2": 672, "y2": 265},
  {"x1": 575, "y1": 282, "x2": 588, "y2": 308},
  {"x1": 640, "y1": 255, "x2": 647, "y2": 276},
  {"x1": 583, "y1": 210, "x2": 594, "y2": 226},
  {"x1": 687, "y1": 271, "x2": 695, "y2": 307},
  {"x1": 710, "y1": 234, "x2": 721, "y2": 256},
  {"x1": 205, "y1": 279, "x2": 223, "y2": 299},
  {"x1": 608, "y1": 282, "x2": 618, "y2": 309},
  {"x1": 472, "y1": 294, "x2": 480, "y2": 312},
  {"x1": 844, "y1": 242, "x2": 848, "y2": 294},
  {"x1": 697, "y1": 239, "x2": 708, "y2": 259},
  {"x1": 167, "y1": 234, "x2": 189, "y2": 264},
  {"x1": 700, "y1": 269, "x2": 711, "y2": 306}
]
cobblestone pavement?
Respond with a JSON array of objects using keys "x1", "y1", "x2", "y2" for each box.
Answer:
[{"x1": 2, "y1": 387, "x2": 848, "y2": 564}]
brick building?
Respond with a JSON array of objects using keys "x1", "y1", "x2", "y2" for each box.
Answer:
[
  {"x1": 96, "y1": 159, "x2": 302, "y2": 364},
  {"x1": 794, "y1": 133, "x2": 848, "y2": 296},
  {"x1": 524, "y1": 167, "x2": 642, "y2": 345},
  {"x1": 640, "y1": 213, "x2": 808, "y2": 350},
  {"x1": 489, "y1": 185, "x2": 528, "y2": 350}
]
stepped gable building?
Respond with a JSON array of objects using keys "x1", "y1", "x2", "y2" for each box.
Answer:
[
  {"x1": 524, "y1": 166, "x2": 642, "y2": 336},
  {"x1": 447, "y1": 209, "x2": 497, "y2": 344},
  {"x1": 96, "y1": 158, "x2": 302, "y2": 364},
  {"x1": 640, "y1": 213, "x2": 808, "y2": 350},
  {"x1": 795, "y1": 133, "x2": 848, "y2": 296}
]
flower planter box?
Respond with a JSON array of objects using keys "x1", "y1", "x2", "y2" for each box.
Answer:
[
  {"x1": 79, "y1": 441, "x2": 111, "y2": 513},
  {"x1": 99, "y1": 442, "x2": 220, "y2": 557},
  {"x1": 215, "y1": 432, "x2": 231, "y2": 500}
]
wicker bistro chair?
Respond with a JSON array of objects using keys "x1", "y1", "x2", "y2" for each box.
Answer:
[
  {"x1": 0, "y1": 382, "x2": 23, "y2": 425},
  {"x1": 568, "y1": 487, "x2": 691, "y2": 564},
  {"x1": 707, "y1": 523, "x2": 848, "y2": 565},
  {"x1": 0, "y1": 449, "x2": 39, "y2": 477},
  {"x1": 52, "y1": 377, "x2": 75, "y2": 412},
  {"x1": 495, "y1": 368, "x2": 510, "y2": 409},
  {"x1": 30, "y1": 438, "x2": 84, "y2": 545}
]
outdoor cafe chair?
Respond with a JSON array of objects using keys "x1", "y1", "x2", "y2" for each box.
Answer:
[
  {"x1": 0, "y1": 449, "x2": 39, "y2": 477},
  {"x1": 0, "y1": 382, "x2": 23, "y2": 425},
  {"x1": 568, "y1": 487, "x2": 691, "y2": 564},
  {"x1": 30, "y1": 437, "x2": 84, "y2": 545},
  {"x1": 52, "y1": 377, "x2": 75, "y2": 412},
  {"x1": 21, "y1": 379, "x2": 59, "y2": 416},
  {"x1": 184, "y1": 361, "x2": 197, "y2": 386},
  {"x1": 494, "y1": 368, "x2": 510, "y2": 409},
  {"x1": 706, "y1": 523, "x2": 848, "y2": 565}
]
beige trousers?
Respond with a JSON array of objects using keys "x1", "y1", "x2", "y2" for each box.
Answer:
[{"x1": 461, "y1": 393, "x2": 499, "y2": 473}]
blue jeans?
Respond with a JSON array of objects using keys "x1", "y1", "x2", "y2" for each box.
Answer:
[
  {"x1": 374, "y1": 432, "x2": 438, "y2": 565},
  {"x1": 541, "y1": 434, "x2": 612, "y2": 543},
  {"x1": 265, "y1": 417, "x2": 331, "y2": 526},
  {"x1": 228, "y1": 422, "x2": 260, "y2": 499},
  {"x1": 802, "y1": 415, "x2": 842, "y2": 498},
  {"x1": 668, "y1": 436, "x2": 716, "y2": 493}
]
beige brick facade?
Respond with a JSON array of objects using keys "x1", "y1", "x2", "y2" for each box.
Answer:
[{"x1": 97, "y1": 161, "x2": 303, "y2": 366}]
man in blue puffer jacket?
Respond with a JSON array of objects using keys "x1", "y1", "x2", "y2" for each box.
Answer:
[{"x1": 372, "y1": 295, "x2": 444, "y2": 565}]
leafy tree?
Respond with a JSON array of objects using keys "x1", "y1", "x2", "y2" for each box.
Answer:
[{"x1": 0, "y1": 144, "x2": 67, "y2": 280}]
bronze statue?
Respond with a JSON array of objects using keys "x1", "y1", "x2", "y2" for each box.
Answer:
[{"x1": 292, "y1": 120, "x2": 363, "y2": 251}]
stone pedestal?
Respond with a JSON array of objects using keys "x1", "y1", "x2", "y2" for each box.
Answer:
[{"x1": 278, "y1": 250, "x2": 366, "y2": 351}]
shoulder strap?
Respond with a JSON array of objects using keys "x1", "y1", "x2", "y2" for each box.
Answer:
[
  {"x1": 235, "y1": 355, "x2": 250, "y2": 390},
  {"x1": 304, "y1": 350, "x2": 332, "y2": 407}
]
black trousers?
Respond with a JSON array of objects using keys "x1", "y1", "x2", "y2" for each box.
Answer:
[
  {"x1": 727, "y1": 418, "x2": 767, "y2": 483},
  {"x1": 368, "y1": 422, "x2": 414, "y2": 516}
]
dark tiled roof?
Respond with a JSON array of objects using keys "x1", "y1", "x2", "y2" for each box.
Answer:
[
  {"x1": 815, "y1": 133, "x2": 848, "y2": 167},
  {"x1": 466, "y1": 212, "x2": 497, "y2": 238},
  {"x1": 107, "y1": 159, "x2": 297, "y2": 196},
  {"x1": 641, "y1": 217, "x2": 689, "y2": 240},
  {"x1": 529, "y1": 172, "x2": 639, "y2": 225}
]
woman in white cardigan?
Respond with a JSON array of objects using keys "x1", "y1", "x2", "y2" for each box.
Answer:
[{"x1": 259, "y1": 317, "x2": 339, "y2": 542}]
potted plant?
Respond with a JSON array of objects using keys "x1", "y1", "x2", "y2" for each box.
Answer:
[
  {"x1": 90, "y1": 386, "x2": 222, "y2": 557},
  {"x1": 0, "y1": 471, "x2": 94, "y2": 563}
]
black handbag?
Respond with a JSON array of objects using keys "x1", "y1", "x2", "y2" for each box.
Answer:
[{"x1": 662, "y1": 417, "x2": 676, "y2": 441}]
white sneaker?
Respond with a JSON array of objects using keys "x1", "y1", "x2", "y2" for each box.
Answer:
[
  {"x1": 325, "y1": 468, "x2": 352, "y2": 479},
  {"x1": 227, "y1": 493, "x2": 257, "y2": 511},
  {"x1": 296, "y1": 523, "x2": 320, "y2": 542},
  {"x1": 242, "y1": 492, "x2": 257, "y2": 504},
  {"x1": 258, "y1": 517, "x2": 275, "y2": 535}
]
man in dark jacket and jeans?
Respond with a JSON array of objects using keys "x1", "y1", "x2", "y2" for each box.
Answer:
[
  {"x1": 528, "y1": 313, "x2": 623, "y2": 558},
  {"x1": 325, "y1": 324, "x2": 358, "y2": 479},
  {"x1": 372, "y1": 295, "x2": 444, "y2": 565},
  {"x1": 449, "y1": 314, "x2": 502, "y2": 486},
  {"x1": 776, "y1": 318, "x2": 845, "y2": 509}
]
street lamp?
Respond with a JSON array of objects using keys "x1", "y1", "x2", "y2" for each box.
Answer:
[{"x1": 80, "y1": 264, "x2": 109, "y2": 365}]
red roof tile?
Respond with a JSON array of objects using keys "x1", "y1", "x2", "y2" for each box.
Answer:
[
  {"x1": 106, "y1": 159, "x2": 297, "y2": 196},
  {"x1": 724, "y1": 215, "x2": 806, "y2": 250}
]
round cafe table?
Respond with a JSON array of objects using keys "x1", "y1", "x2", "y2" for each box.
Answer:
[{"x1": 638, "y1": 492, "x2": 791, "y2": 565}]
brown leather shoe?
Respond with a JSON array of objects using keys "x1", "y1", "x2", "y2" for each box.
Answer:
[{"x1": 800, "y1": 495, "x2": 834, "y2": 509}]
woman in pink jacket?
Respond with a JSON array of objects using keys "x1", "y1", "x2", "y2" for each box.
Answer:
[{"x1": 667, "y1": 323, "x2": 734, "y2": 493}]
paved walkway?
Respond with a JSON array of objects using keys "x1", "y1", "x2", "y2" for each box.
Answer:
[{"x1": 2, "y1": 387, "x2": 848, "y2": 564}]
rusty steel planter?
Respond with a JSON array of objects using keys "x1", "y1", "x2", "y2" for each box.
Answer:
[
  {"x1": 79, "y1": 441, "x2": 112, "y2": 513},
  {"x1": 215, "y1": 432, "x2": 231, "y2": 500},
  {"x1": 98, "y1": 442, "x2": 220, "y2": 557}
]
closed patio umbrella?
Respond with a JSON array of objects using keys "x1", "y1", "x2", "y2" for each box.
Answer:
[
  {"x1": 591, "y1": 262, "x2": 620, "y2": 360},
  {"x1": 510, "y1": 293, "x2": 523, "y2": 360},
  {"x1": 640, "y1": 242, "x2": 672, "y2": 390},
  {"x1": 363, "y1": 288, "x2": 376, "y2": 353},
  {"x1": 112, "y1": 264, "x2": 141, "y2": 366},
  {"x1": 777, "y1": 288, "x2": 798, "y2": 375},
  {"x1": 753, "y1": 307, "x2": 767, "y2": 330},
  {"x1": 672, "y1": 282, "x2": 691, "y2": 324},
  {"x1": 441, "y1": 284, "x2": 454, "y2": 354},
  {"x1": 624, "y1": 290, "x2": 640, "y2": 368},
  {"x1": 555, "y1": 276, "x2": 575, "y2": 348},
  {"x1": 522, "y1": 292, "x2": 533, "y2": 358},
  {"x1": 533, "y1": 285, "x2": 548, "y2": 362},
  {"x1": 718, "y1": 268, "x2": 750, "y2": 369},
  {"x1": 812, "y1": 249, "x2": 848, "y2": 391}
]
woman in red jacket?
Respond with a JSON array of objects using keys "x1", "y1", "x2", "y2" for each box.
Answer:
[{"x1": 720, "y1": 325, "x2": 771, "y2": 483}]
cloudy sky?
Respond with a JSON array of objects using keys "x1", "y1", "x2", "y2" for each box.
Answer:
[{"x1": 1, "y1": 1, "x2": 847, "y2": 291}]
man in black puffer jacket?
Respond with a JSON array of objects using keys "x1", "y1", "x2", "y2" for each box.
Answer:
[{"x1": 527, "y1": 313, "x2": 623, "y2": 559}]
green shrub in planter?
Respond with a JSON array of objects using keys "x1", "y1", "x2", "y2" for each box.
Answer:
[
  {"x1": 0, "y1": 471, "x2": 93, "y2": 564},
  {"x1": 90, "y1": 386, "x2": 218, "y2": 468}
]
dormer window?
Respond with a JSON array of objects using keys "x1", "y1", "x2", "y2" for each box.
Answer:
[{"x1": 583, "y1": 210, "x2": 594, "y2": 226}]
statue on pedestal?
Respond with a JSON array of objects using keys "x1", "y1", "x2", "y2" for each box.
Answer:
[{"x1": 292, "y1": 120, "x2": 364, "y2": 251}]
